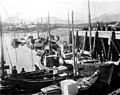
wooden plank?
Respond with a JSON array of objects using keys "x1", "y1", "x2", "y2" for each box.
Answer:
[
  {"x1": 108, "y1": 65, "x2": 114, "y2": 84},
  {"x1": 76, "y1": 30, "x2": 120, "y2": 39}
]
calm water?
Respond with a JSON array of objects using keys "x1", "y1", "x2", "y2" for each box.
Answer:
[
  {"x1": 0, "y1": 28, "x2": 69, "y2": 74},
  {"x1": 1, "y1": 32, "x2": 40, "y2": 73}
]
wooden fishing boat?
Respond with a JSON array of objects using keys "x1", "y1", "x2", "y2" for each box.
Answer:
[
  {"x1": 77, "y1": 70, "x2": 101, "y2": 94},
  {"x1": 34, "y1": 37, "x2": 46, "y2": 50},
  {"x1": 26, "y1": 35, "x2": 35, "y2": 49},
  {"x1": 77, "y1": 63, "x2": 120, "y2": 95},
  {"x1": 36, "y1": 50, "x2": 44, "y2": 56},
  {"x1": 11, "y1": 38, "x2": 21, "y2": 48},
  {"x1": 19, "y1": 37, "x2": 27, "y2": 46},
  {"x1": 40, "y1": 70, "x2": 101, "y2": 95},
  {"x1": 7, "y1": 71, "x2": 73, "y2": 92},
  {"x1": 9, "y1": 69, "x2": 53, "y2": 79}
]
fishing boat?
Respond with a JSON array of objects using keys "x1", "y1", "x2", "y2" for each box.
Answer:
[
  {"x1": 34, "y1": 38, "x2": 45, "y2": 51},
  {"x1": 19, "y1": 37, "x2": 27, "y2": 46},
  {"x1": 77, "y1": 62, "x2": 120, "y2": 95},
  {"x1": 26, "y1": 35, "x2": 35, "y2": 49},
  {"x1": 11, "y1": 38, "x2": 21, "y2": 48},
  {"x1": 7, "y1": 70, "x2": 71, "y2": 91},
  {"x1": 11, "y1": 28, "x2": 21, "y2": 48}
]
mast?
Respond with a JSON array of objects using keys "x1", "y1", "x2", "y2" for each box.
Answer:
[
  {"x1": 83, "y1": 31, "x2": 87, "y2": 51},
  {"x1": 72, "y1": 11, "x2": 76, "y2": 76},
  {"x1": 68, "y1": 12, "x2": 71, "y2": 51},
  {"x1": 88, "y1": 0, "x2": 92, "y2": 57},
  {"x1": 13, "y1": 27, "x2": 18, "y2": 64},
  {"x1": 29, "y1": 17, "x2": 34, "y2": 68},
  {"x1": 0, "y1": 14, "x2": 5, "y2": 80},
  {"x1": 68, "y1": 12, "x2": 70, "y2": 32},
  {"x1": 41, "y1": 18, "x2": 43, "y2": 37},
  {"x1": 48, "y1": 13, "x2": 51, "y2": 55},
  {"x1": 37, "y1": 22, "x2": 40, "y2": 38}
]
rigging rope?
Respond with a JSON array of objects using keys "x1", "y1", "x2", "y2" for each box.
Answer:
[
  {"x1": 99, "y1": 0, "x2": 110, "y2": 23},
  {"x1": 91, "y1": 0, "x2": 110, "y2": 23},
  {"x1": 101, "y1": 38, "x2": 107, "y2": 57},
  {"x1": 116, "y1": 39, "x2": 120, "y2": 53},
  {"x1": 111, "y1": 39, "x2": 119, "y2": 55}
]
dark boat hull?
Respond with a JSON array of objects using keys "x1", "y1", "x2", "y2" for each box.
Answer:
[
  {"x1": 8, "y1": 74, "x2": 68, "y2": 92},
  {"x1": 9, "y1": 78, "x2": 54, "y2": 90},
  {"x1": 78, "y1": 63, "x2": 120, "y2": 95},
  {"x1": 10, "y1": 70, "x2": 53, "y2": 79},
  {"x1": 78, "y1": 79, "x2": 100, "y2": 95}
]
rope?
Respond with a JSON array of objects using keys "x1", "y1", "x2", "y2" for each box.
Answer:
[
  {"x1": 97, "y1": 0, "x2": 110, "y2": 22},
  {"x1": 97, "y1": 0, "x2": 109, "y2": 22},
  {"x1": 101, "y1": 39, "x2": 107, "y2": 57},
  {"x1": 116, "y1": 39, "x2": 120, "y2": 52},
  {"x1": 111, "y1": 39, "x2": 119, "y2": 55},
  {"x1": 0, "y1": 2, "x2": 9, "y2": 18}
]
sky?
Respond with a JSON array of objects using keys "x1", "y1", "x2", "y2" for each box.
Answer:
[{"x1": 0, "y1": 0, "x2": 120, "y2": 22}]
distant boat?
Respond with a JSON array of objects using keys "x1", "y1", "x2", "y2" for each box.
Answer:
[
  {"x1": 19, "y1": 37, "x2": 27, "y2": 46},
  {"x1": 11, "y1": 38, "x2": 21, "y2": 48}
]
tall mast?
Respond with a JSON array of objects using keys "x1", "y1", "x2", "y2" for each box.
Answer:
[
  {"x1": 13, "y1": 24, "x2": 18, "y2": 65},
  {"x1": 68, "y1": 12, "x2": 71, "y2": 51},
  {"x1": 37, "y1": 22, "x2": 40, "y2": 38},
  {"x1": 0, "y1": 14, "x2": 5, "y2": 80},
  {"x1": 29, "y1": 17, "x2": 34, "y2": 68},
  {"x1": 41, "y1": 18, "x2": 43, "y2": 37},
  {"x1": 88, "y1": 0, "x2": 92, "y2": 57},
  {"x1": 72, "y1": 11, "x2": 76, "y2": 76},
  {"x1": 68, "y1": 12, "x2": 70, "y2": 32},
  {"x1": 48, "y1": 13, "x2": 51, "y2": 55}
]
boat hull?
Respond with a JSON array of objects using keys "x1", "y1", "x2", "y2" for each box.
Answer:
[{"x1": 8, "y1": 74, "x2": 68, "y2": 92}]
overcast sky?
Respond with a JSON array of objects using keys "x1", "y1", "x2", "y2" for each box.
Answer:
[{"x1": 0, "y1": 0, "x2": 120, "y2": 22}]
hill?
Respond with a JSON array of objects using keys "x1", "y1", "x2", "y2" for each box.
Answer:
[{"x1": 92, "y1": 13, "x2": 120, "y2": 22}]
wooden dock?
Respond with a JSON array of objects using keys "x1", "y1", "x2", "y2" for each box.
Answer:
[{"x1": 75, "y1": 30, "x2": 120, "y2": 39}]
